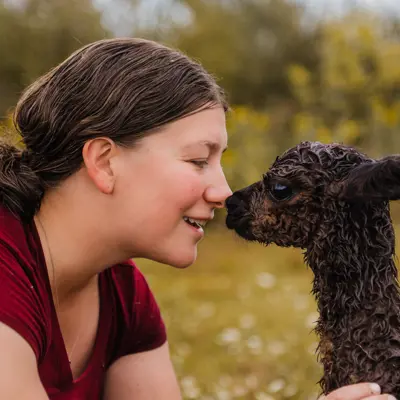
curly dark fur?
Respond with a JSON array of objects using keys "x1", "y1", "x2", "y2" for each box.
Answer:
[{"x1": 226, "y1": 141, "x2": 400, "y2": 396}]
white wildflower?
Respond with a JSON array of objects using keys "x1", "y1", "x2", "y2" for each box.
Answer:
[
  {"x1": 245, "y1": 374, "x2": 259, "y2": 389},
  {"x1": 176, "y1": 342, "x2": 191, "y2": 357},
  {"x1": 306, "y1": 312, "x2": 319, "y2": 329},
  {"x1": 256, "y1": 272, "x2": 276, "y2": 289},
  {"x1": 197, "y1": 302, "x2": 216, "y2": 319},
  {"x1": 255, "y1": 392, "x2": 276, "y2": 400},
  {"x1": 239, "y1": 313, "x2": 256, "y2": 329},
  {"x1": 247, "y1": 335, "x2": 263, "y2": 354},
  {"x1": 266, "y1": 340, "x2": 287, "y2": 356},
  {"x1": 233, "y1": 385, "x2": 248, "y2": 397},
  {"x1": 215, "y1": 388, "x2": 232, "y2": 400},
  {"x1": 293, "y1": 295, "x2": 309, "y2": 311},
  {"x1": 181, "y1": 376, "x2": 200, "y2": 399},
  {"x1": 218, "y1": 375, "x2": 233, "y2": 387},
  {"x1": 283, "y1": 383, "x2": 298, "y2": 397},
  {"x1": 267, "y1": 378, "x2": 285, "y2": 393},
  {"x1": 308, "y1": 342, "x2": 318, "y2": 355},
  {"x1": 218, "y1": 328, "x2": 241, "y2": 345}
]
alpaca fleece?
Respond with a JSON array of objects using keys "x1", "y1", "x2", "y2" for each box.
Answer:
[{"x1": 226, "y1": 141, "x2": 400, "y2": 397}]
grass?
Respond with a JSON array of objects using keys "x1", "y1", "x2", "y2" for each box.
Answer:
[{"x1": 137, "y1": 226, "x2": 326, "y2": 400}]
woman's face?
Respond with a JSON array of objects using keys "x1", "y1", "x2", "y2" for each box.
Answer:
[{"x1": 113, "y1": 106, "x2": 232, "y2": 268}]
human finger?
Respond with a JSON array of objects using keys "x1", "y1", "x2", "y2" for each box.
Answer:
[
  {"x1": 320, "y1": 383, "x2": 383, "y2": 400},
  {"x1": 363, "y1": 395, "x2": 397, "y2": 400}
]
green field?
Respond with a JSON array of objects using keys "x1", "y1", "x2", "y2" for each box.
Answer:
[
  {"x1": 138, "y1": 227, "x2": 326, "y2": 400},
  {"x1": 139, "y1": 215, "x2": 400, "y2": 399}
]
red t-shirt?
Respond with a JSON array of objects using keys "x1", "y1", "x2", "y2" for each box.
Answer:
[{"x1": 0, "y1": 207, "x2": 167, "y2": 399}]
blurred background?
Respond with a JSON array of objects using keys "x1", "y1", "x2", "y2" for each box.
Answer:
[{"x1": 2, "y1": 0, "x2": 400, "y2": 398}]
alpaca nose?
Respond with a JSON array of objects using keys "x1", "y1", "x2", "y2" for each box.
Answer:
[
  {"x1": 225, "y1": 187, "x2": 256, "y2": 240},
  {"x1": 225, "y1": 187, "x2": 251, "y2": 215},
  {"x1": 226, "y1": 182, "x2": 264, "y2": 242},
  {"x1": 225, "y1": 188, "x2": 253, "y2": 232},
  {"x1": 225, "y1": 195, "x2": 244, "y2": 214}
]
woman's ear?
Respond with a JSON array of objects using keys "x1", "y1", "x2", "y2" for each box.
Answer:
[
  {"x1": 341, "y1": 155, "x2": 400, "y2": 202},
  {"x1": 82, "y1": 138, "x2": 118, "y2": 194}
]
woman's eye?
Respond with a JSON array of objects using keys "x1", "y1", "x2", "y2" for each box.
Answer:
[
  {"x1": 268, "y1": 183, "x2": 294, "y2": 201},
  {"x1": 190, "y1": 160, "x2": 209, "y2": 168}
]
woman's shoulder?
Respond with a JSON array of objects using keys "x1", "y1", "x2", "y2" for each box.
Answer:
[
  {"x1": 0, "y1": 206, "x2": 28, "y2": 244},
  {"x1": 0, "y1": 206, "x2": 42, "y2": 271},
  {"x1": 0, "y1": 207, "x2": 51, "y2": 362},
  {"x1": 105, "y1": 261, "x2": 166, "y2": 358},
  {"x1": 105, "y1": 259, "x2": 163, "y2": 324},
  {"x1": 107, "y1": 260, "x2": 152, "y2": 301}
]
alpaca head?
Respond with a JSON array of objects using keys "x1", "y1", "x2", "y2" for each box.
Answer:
[{"x1": 226, "y1": 141, "x2": 400, "y2": 250}]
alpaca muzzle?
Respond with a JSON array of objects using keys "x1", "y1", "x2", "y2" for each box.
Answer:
[{"x1": 225, "y1": 190, "x2": 256, "y2": 240}]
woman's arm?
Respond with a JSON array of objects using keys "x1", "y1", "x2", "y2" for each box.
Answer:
[
  {"x1": 0, "y1": 322, "x2": 48, "y2": 399},
  {"x1": 103, "y1": 341, "x2": 181, "y2": 400}
]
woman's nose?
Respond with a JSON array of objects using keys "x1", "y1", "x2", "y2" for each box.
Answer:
[{"x1": 205, "y1": 172, "x2": 232, "y2": 208}]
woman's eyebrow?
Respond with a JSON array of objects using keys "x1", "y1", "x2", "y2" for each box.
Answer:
[{"x1": 184, "y1": 141, "x2": 228, "y2": 153}]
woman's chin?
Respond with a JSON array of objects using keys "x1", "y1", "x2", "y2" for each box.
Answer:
[
  {"x1": 138, "y1": 241, "x2": 199, "y2": 268},
  {"x1": 159, "y1": 249, "x2": 198, "y2": 269},
  {"x1": 168, "y1": 255, "x2": 197, "y2": 269}
]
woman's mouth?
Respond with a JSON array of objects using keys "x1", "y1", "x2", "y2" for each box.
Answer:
[{"x1": 183, "y1": 216, "x2": 207, "y2": 232}]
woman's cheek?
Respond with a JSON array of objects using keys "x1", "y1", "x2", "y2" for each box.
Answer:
[{"x1": 182, "y1": 174, "x2": 206, "y2": 199}]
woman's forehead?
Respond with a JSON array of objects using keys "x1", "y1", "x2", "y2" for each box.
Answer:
[{"x1": 141, "y1": 108, "x2": 227, "y2": 148}]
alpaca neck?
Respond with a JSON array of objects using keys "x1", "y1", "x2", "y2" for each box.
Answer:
[
  {"x1": 303, "y1": 205, "x2": 400, "y2": 395},
  {"x1": 305, "y1": 206, "x2": 399, "y2": 319}
]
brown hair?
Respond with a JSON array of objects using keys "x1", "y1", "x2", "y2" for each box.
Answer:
[{"x1": 0, "y1": 38, "x2": 228, "y2": 221}]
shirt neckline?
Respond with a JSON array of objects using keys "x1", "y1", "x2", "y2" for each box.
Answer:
[{"x1": 30, "y1": 218, "x2": 111, "y2": 386}]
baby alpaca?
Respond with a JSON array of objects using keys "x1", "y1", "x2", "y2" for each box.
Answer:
[{"x1": 226, "y1": 141, "x2": 400, "y2": 397}]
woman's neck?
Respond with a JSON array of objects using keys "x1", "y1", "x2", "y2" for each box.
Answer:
[{"x1": 34, "y1": 186, "x2": 131, "y2": 304}]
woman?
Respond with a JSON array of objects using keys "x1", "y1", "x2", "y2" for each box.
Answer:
[{"x1": 0, "y1": 38, "x2": 392, "y2": 400}]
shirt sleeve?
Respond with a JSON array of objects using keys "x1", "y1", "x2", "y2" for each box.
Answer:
[
  {"x1": 0, "y1": 243, "x2": 47, "y2": 361},
  {"x1": 125, "y1": 264, "x2": 167, "y2": 354}
]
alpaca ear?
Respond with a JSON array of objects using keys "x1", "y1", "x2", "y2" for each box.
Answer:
[{"x1": 341, "y1": 156, "x2": 400, "y2": 202}]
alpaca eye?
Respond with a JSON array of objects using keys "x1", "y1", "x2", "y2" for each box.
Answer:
[{"x1": 269, "y1": 183, "x2": 294, "y2": 201}]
